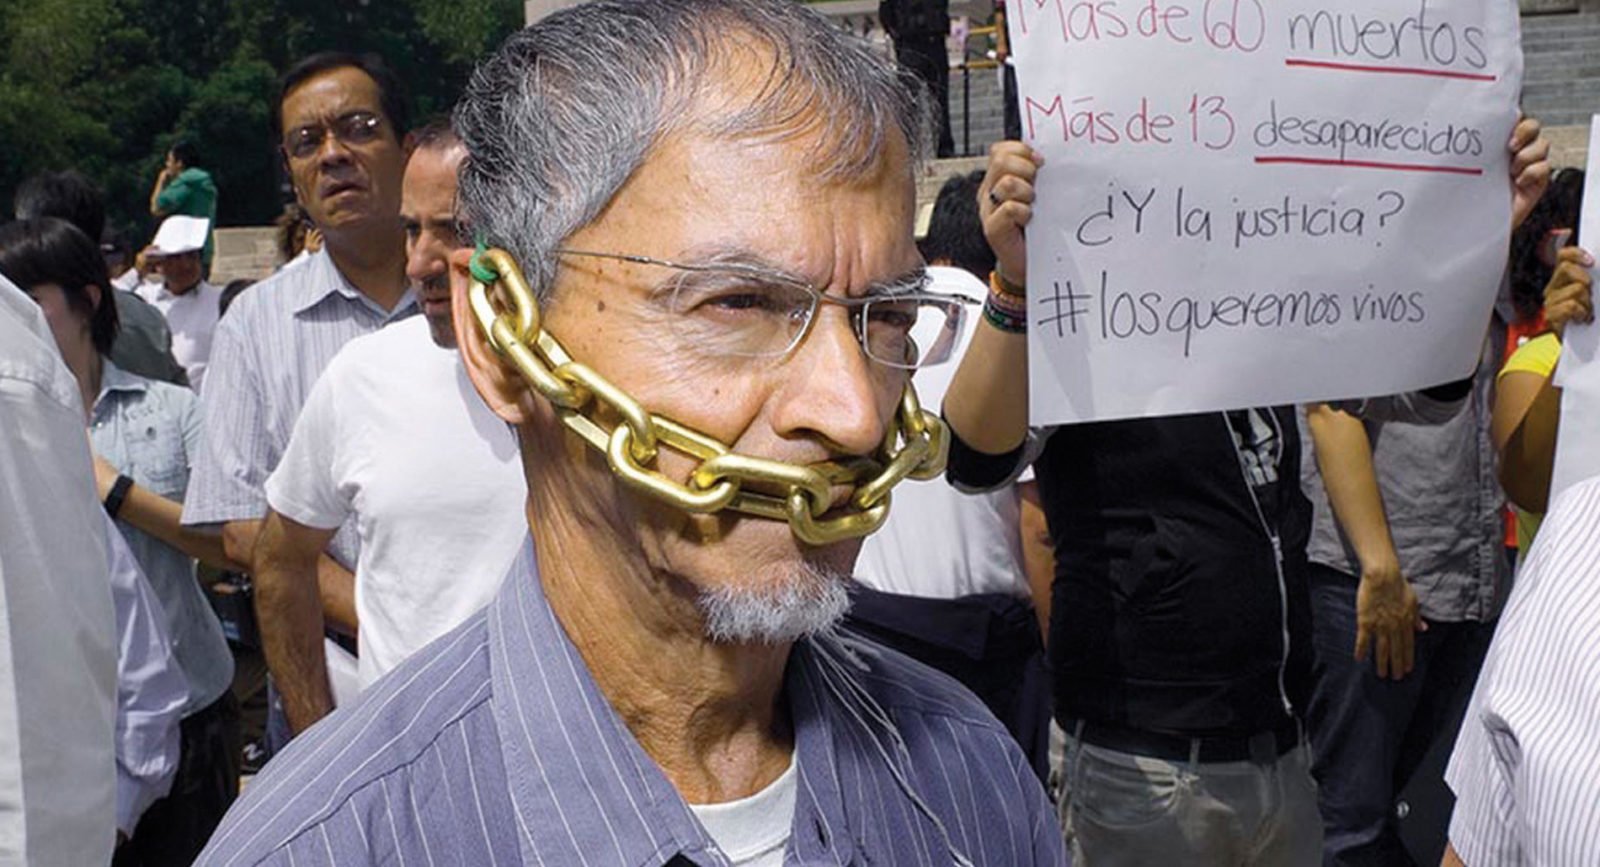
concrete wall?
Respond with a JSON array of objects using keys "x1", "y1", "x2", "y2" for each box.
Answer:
[{"x1": 210, "y1": 227, "x2": 282, "y2": 285}]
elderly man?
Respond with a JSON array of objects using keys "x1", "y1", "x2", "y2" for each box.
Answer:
[
  {"x1": 196, "y1": 2, "x2": 1062, "y2": 864},
  {"x1": 255, "y1": 121, "x2": 525, "y2": 731}
]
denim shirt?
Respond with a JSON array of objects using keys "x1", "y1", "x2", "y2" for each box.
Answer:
[
  {"x1": 1299, "y1": 330, "x2": 1509, "y2": 623},
  {"x1": 91, "y1": 361, "x2": 233, "y2": 714}
]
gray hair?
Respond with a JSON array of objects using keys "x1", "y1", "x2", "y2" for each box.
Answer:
[
  {"x1": 454, "y1": 0, "x2": 931, "y2": 300},
  {"x1": 695, "y1": 561, "x2": 852, "y2": 645}
]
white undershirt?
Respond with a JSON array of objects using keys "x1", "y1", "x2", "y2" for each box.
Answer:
[
  {"x1": 688, "y1": 757, "x2": 798, "y2": 866},
  {"x1": 135, "y1": 280, "x2": 221, "y2": 392}
]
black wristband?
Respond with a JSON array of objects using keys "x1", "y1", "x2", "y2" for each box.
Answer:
[{"x1": 104, "y1": 475, "x2": 134, "y2": 519}]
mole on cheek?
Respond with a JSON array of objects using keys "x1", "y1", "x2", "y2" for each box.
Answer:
[{"x1": 596, "y1": 300, "x2": 606, "y2": 313}]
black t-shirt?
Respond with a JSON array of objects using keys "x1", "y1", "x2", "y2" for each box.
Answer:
[
  {"x1": 947, "y1": 408, "x2": 1314, "y2": 738},
  {"x1": 1224, "y1": 407, "x2": 1285, "y2": 527}
]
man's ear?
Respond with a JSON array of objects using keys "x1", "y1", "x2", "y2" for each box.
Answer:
[{"x1": 450, "y1": 246, "x2": 539, "y2": 425}]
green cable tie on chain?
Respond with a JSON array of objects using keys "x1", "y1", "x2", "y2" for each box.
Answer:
[{"x1": 469, "y1": 238, "x2": 499, "y2": 284}]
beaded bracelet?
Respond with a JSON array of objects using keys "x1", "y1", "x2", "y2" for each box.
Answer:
[
  {"x1": 983, "y1": 269, "x2": 1028, "y2": 333},
  {"x1": 983, "y1": 296, "x2": 1028, "y2": 334},
  {"x1": 983, "y1": 305, "x2": 1027, "y2": 334},
  {"x1": 986, "y1": 286, "x2": 1026, "y2": 315},
  {"x1": 989, "y1": 269, "x2": 1027, "y2": 301}
]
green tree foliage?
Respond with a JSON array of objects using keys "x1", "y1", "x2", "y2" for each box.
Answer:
[{"x1": 0, "y1": 0, "x2": 519, "y2": 244}]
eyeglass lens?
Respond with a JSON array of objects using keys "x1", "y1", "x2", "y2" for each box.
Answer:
[
  {"x1": 285, "y1": 112, "x2": 382, "y2": 159},
  {"x1": 664, "y1": 272, "x2": 967, "y2": 370}
]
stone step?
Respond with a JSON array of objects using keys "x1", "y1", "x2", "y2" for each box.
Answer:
[
  {"x1": 1523, "y1": 35, "x2": 1600, "y2": 52},
  {"x1": 1516, "y1": 51, "x2": 1600, "y2": 72},
  {"x1": 1522, "y1": 16, "x2": 1600, "y2": 28},
  {"x1": 1522, "y1": 77, "x2": 1600, "y2": 95},
  {"x1": 1524, "y1": 73, "x2": 1600, "y2": 87},
  {"x1": 1519, "y1": 10, "x2": 1600, "y2": 25},
  {"x1": 1520, "y1": 29, "x2": 1600, "y2": 49},
  {"x1": 1520, "y1": 13, "x2": 1600, "y2": 28}
]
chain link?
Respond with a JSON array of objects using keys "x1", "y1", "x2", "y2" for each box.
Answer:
[{"x1": 467, "y1": 246, "x2": 950, "y2": 545}]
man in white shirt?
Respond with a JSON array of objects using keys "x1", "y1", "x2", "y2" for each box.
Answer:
[
  {"x1": 138, "y1": 216, "x2": 221, "y2": 390},
  {"x1": 0, "y1": 274, "x2": 117, "y2": 866},
  {"x1": 1442, "y1": 473, "x2": 1600, "y2": 867},
  {"x1": 850, "y1": 170, "x2": 1052, "y2": 779},
  {"x1": 256, "y1": 122, "x2": 527, "y2": 722}
]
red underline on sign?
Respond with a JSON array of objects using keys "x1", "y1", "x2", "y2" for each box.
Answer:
[
  {"x1": 1254, "y1": 156, "x2": 1484, "y2": 176},
  {"x1": 1284, "y1": 58, "x2": 1498, "y2": 82}
]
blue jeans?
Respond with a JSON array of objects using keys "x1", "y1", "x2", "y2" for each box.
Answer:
[
  {"x1": 1305, "y1": 563, "x2": 1495, "y2": 866},
  {"x1": 1057, "y1": 732, "x2": 1322, "y2": 866}
]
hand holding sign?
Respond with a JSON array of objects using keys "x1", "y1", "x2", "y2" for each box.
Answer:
[
  {"x1": 1512, "y1": 116, "x2": 1553, "y2": 231},
  {"x1": 980, "y1": 142, "x2": 1047, "y2": 286},
  {"x1": 1545, "y1": 246, "x2": 1596, "y2": 339}
]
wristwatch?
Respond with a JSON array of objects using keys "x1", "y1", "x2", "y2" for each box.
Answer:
[{"x1": 103, "y1": 474, "x2": 134, "y2": 518}]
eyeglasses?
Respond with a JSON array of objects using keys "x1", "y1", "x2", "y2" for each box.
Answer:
[
  {"x1": 553, "y1": 249, "x2": 977, "y2": 370},
  {"x1": 282, "y1": 111, "x2": 385, "y2": 160}
]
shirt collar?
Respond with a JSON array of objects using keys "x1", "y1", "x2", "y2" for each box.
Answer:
[
  {"x1": 156, "y1": 279, "x2": 208, "y2": 301},
  {"x1": 288, "y1": 247, "x2": 417, "y2": 320},
  {"x1": 98, "y1": 359, "x2": 148, "y2": 399},
  {"x1": 92, "y1": 360, "x2": 148, "y2": 418},
  {"x1": 486, "y1": 541, "x2": 859, "y2": 866}
]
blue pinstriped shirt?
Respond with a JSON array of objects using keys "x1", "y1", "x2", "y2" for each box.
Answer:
[
  {"x1": 180, "y1": 249, "x2": 415, "y2": 568},
  {"x1": 198, "y1": 540, "x2": 1066, "y2": 865}
]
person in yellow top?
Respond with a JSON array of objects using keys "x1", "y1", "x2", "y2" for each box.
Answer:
[{"x1": 1492, "y1": 245, "x2": 1595, "y2": 555}]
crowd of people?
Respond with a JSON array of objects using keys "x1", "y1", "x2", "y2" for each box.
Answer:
[{"x1": 1, "y1": 0, "x2": 1597, "y2": 865}]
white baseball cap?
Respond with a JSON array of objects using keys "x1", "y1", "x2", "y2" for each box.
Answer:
[{"x1": 148, "y1": 215, "x2": 210, "y2": 256}]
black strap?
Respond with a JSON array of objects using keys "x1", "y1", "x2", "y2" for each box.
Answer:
[{"x1": 104, "y1": 474, "x2": 134, "y2": 519}]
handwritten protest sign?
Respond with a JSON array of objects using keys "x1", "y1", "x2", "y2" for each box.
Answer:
[
  {"x1": 1549, "y1": 116, "x2": 1600, "y2": 499},
  {"x1": 1005, "y1": 0, "x2": 1523, "y2": 423}
]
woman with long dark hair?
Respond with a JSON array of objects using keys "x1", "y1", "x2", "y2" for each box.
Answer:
[{"x1": 0, "y1": 217, "x2": 243, "y2": 863}]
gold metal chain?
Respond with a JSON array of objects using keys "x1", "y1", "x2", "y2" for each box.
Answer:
[{"x1": 467, "y1": 246, "x2": 950, "y2": 545}]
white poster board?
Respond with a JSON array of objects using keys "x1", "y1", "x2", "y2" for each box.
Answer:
[
  {"x1": 1006, "y1": 0, "x2": 1523, "y2": 424},
  {"x1": 1549, "y1": 116, "x2": 1600, "y2": 499}
]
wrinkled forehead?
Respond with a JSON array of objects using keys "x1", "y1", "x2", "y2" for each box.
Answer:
[
  {"x1": 566, "y1": 123, "x2": 918, "y2": 296},
  {"x1": 600, "y1": 42, "x2": 916, "y2": 231},
  {"x1": 679, "y1": 36, "x2": 912, "y2": 186}
]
